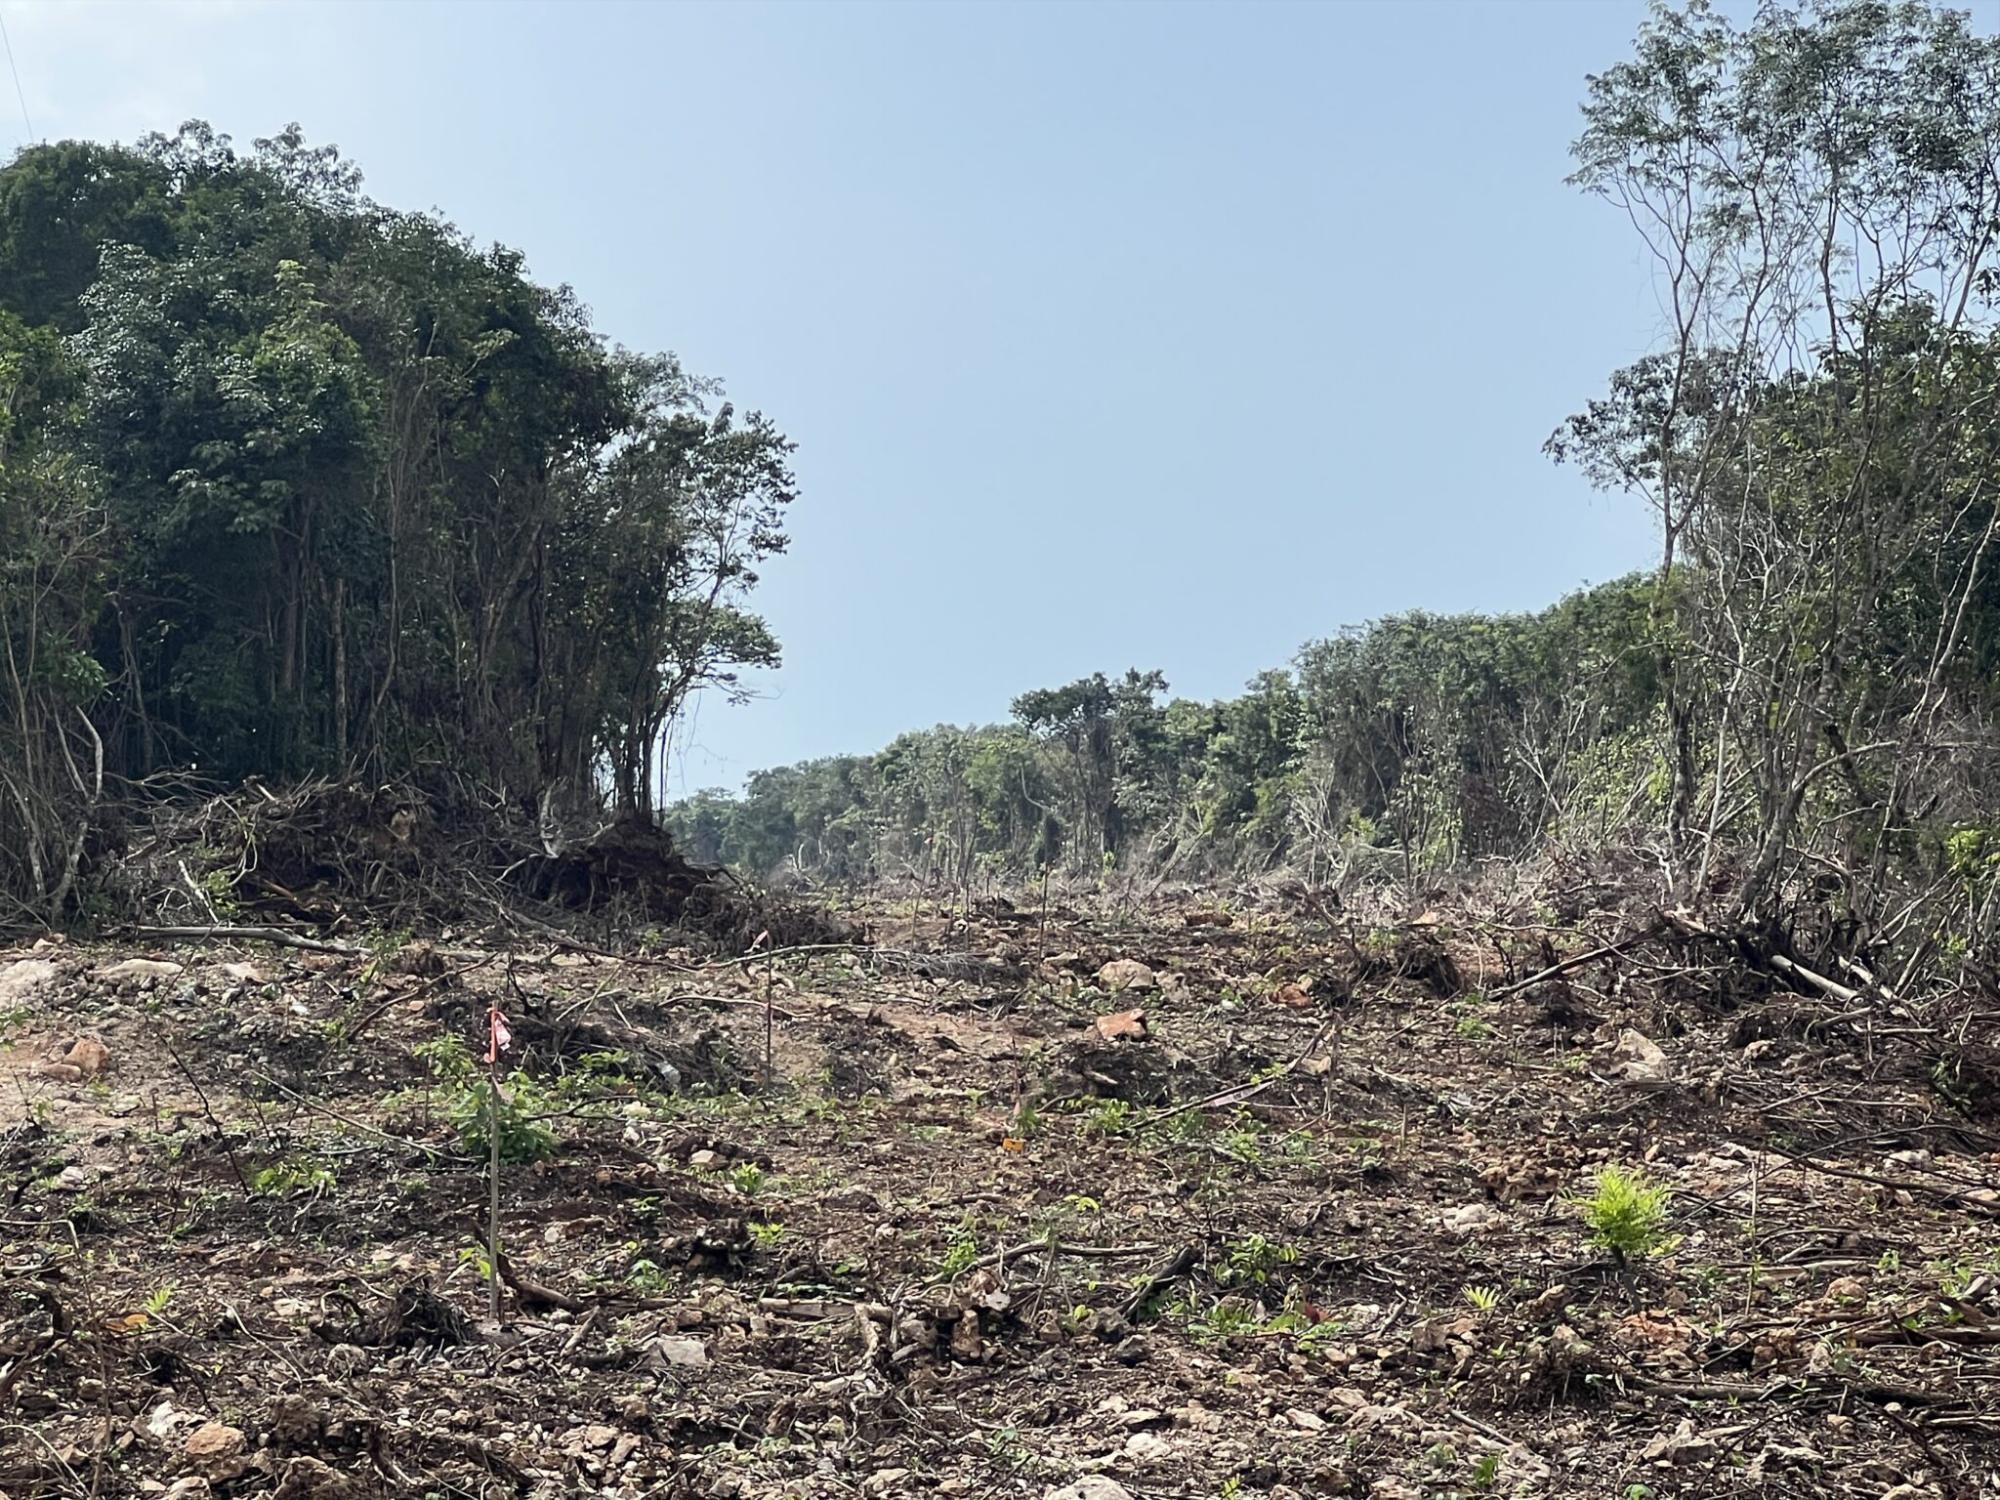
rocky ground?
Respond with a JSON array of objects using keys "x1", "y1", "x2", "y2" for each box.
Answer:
[{"x1": 4, "y1": 890, "x2": 2000, "y2": 1499}]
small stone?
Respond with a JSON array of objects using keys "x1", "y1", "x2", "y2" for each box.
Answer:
[
  {"x1": 950, "y1": 1314, "x2": 984, "y2": 1362},
  {"x1": 1095, "y1": 959, "x2": 1157, "y2": 992},
  {"x1": 54, "y1": 1163, "x2": 91, "y2": 1191},
  {"x1": 1606, "y1": 1028, "x2": 1668, "y2": 1083},
  {"x1": 323, "y1": 1344, "x2": 369, "y2": 1377},
  {"x1": 1641, "y1": 1418, "x2": 1718, "y2": 1464},
  {"x1": 863, "y1": 1471, "x2": 911, "y2": 1497},
  {"x1": 1111, "y1": 1334, "x2": 1149, "y2": 1365},
  {"x1": 1441, "y1": 1202, "x2": 1505, "y2": 1238},
  {"x1": 65, "y1": 1037, "x2": 111, "y2": 1077},
  {"x1": 649, "y1": 1334, "x2": 709, "y2": 1368},
  {"x1": 268, "y1": 1393, "x2": 322, "y2": 1446},
  {"x1": 183, "y1": 1421, "x2": 247, "y2": 1474},
  {"x1": 33, "y1": 1062, "x2": 84, "y2": 1084},
  {"x1": 689, "y1": 1149, "x2": 723, "y2": 1170},
  {"x1": 1043, "y1": 1480, "x2": 1135, "y2": 1500},
  {"x1": 1093, "y1": 1008, "x2": 1148, "y2": 1041},
  {"x1": 1122, "y1": 1430, "x2": 1173, "y2": 1462},
  {"x1": 580, "y1": 1424, "x2": 619, "y2": 1451},
  {"x1": 164, "y1": 1480, "x2": 214, "y2": 1500},
  {"x1": 216, "y1": 963, "x2": 268, "y2": 986},
  {"x1": 272, "y1": 1456, "x2": 358, "y2": 1499},
  {"x1": 1825, "y1": 1276, "x2": 1868, "y2": 1304}
]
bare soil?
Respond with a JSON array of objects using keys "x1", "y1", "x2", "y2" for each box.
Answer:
[{"x1": 3, "y1": 893, "x2": 1999, "y2": 1499}]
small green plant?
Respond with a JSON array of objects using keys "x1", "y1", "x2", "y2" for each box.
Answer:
[
  {"x1": 250, "y1": 1156, "x2": 337, "y2": 1198},
  {"x1": 1221, "y1": 1234, "x2": 1298, "y2": 1287},
  {"x1": 1082, "y1": 1098, "x2": 1135, "y2": 1137},
  {"x1": 1192, "y1": 1297, "x2": 1262, "y2": 1341},
  {"x1": 1462, "y1": 1283, "x2": 1500, "y2": 1312},
  {"x1": 415, "y1": 1035, "x2": 559, "y2": 1164},
  {"x1": 1455, "y1": 1014, "x2": 1494, "y2": 1040},
  {"x1": 1218, "y1": 1478, "x2": 1243, "y2": 1500},
  {"x1": 1578, "y1": 1164, "x2": 1672, "y2": 1264},
  {"x1": 1011, "y1": 1099, "x2": 1043, "y2": 1139},
  {"x1": 729, "y1": 1162, "x2": 768, "y2": 1196},
  {"x1": 1471, "y1": 1453, "x2": 1502, "y2": 1488},
  {"x1": 939, "y1": 1221, "x2": 981, "y2": 1277},
  {"x1": 748, "y1": 1220, "x2": 785, "y2": 1249},
  {"x1": 625, "y1": 1257, "x2": 675, "y2": 1294},
  {"x1": 1426, "y1": 1440, "x2": 1459, "y2": 1471}
]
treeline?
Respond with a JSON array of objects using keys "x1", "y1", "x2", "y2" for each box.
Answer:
[
  {"x1": 679, "y1": 0, "x2": 2000, "y2": 983},
  {"x1": 667, "y1": 575, "x2": 1662, "y2": 883},
  {"x1": 1, "y1": 124, "x2": 792, "y2": 917}
]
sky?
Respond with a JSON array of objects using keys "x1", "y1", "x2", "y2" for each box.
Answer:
[{"x1": 2, "y1": 0, "x2": 1681, "y2": 796}]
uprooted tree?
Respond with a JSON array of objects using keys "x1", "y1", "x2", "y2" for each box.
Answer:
[{"x1": 0, "y1": 124, "x2": 794, "y2": 921}]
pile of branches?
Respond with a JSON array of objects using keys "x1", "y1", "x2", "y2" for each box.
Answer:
[{"x1": 112, "y1": 777, "x2": 852, "y2": 955}]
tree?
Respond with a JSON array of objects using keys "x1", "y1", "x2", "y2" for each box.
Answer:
[{"x1": 1553, "y1": 0, "x2": 2000, "y2": 940}]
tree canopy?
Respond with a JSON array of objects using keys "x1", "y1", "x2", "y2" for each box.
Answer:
[{"x1": 0, "y1": 123, "x2": 794, "y2": 917}]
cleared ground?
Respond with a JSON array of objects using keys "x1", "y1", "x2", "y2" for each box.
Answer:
[{"x1": 3, "y1": 893, "x2": 1998, "y2": 1499}]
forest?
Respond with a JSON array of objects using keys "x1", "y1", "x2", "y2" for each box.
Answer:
[{"x1": 0, "y1": 121, "x2": 795, "y2": 920}]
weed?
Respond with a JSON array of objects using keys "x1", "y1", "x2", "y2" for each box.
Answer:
[
  {"x1": 1471, "y1": 1453, "x2": 1502, "y2": 1488},
  {"x1": 415, "y1": 1036, "x2": 559, "y2": 1164},
  {"x1": 1578, "y1": 1164, "x2": 1671, "y2": 1264},
  {"x1": 939, "y1": 1221, "x2": 981, "y2": 1277},
  {"x1": 1455, "y1": 1014, "x2": 1494, "y2": 1040},
  {"x1": 626, "y1": 1257, "x2": 676, "y2": 1294},
  {"x1": 1462, "y1": 1283, "x2": 1500, "y2": 1312},
  {"x1": 748, "y1": 1220, "x2": 785, "y2": 1249},
  {"x1": 1192, "y1": 1297, "x2": 1262, "y2": 1341},
  {"x1": 1220, "y1": 1234, "x2": 1298, "y2": 1287},
  {"x1": 729, "y1": 1162, "x2": 768, "y2": 1196},
  {"x1": 1082, "y1": 1098, "x2": 1135, "y2": 1137},
  {"x1": 250, "y1": 1155, "x2": 336, "y2": 1198}
]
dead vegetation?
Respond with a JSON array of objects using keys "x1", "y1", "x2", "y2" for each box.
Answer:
[{"x1": 5, "y1": 872, "x2": 2000, "y2": 1499}]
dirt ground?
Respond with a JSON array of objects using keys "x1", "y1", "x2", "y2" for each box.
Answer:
[{"x1": 4, "y1": 891, "x2": 2000, "y2": 1499}]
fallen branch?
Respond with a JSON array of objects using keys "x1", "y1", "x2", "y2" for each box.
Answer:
[
  {"x1": 1146, "y1": 1020, "x2": 1335, "y2": 1126},
  {"x1": 1486, "y1": 924, "x2": 1656, "y2": 1000},
  {"x1": 1120, "y1": 1243, "x2": 1198, "y2": 1318},
  {"x1": 938, "y1": 1238, "x2": 1162, "y2": 1283},
  {"x1": 127, "y1": 923, "x2": 363, "y2": 955}
]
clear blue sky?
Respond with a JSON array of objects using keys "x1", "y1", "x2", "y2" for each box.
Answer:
[{"x1": 4, "y1": 0, "x2": 1674, "y2": 794}]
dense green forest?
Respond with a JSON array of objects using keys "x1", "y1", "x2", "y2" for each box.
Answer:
[
  {"x1": 0, "y1": 123, "x2": 793, "y2": 917},
  {"x1": 6, "y1": 0, "x2": 2000, "y2": 990}
]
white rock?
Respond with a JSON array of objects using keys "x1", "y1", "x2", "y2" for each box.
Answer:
[
  {"x1": 1607, "y1": 1028, "x2": 1669, "y2": 1082},
  {"x1": 95, "y1": 958, "x2": 184, "y2": 983},
  {"x1": 1043, "y1": 1480, "x2": 1135, "y2": 1500},
  {"x1": 1441, "y1": 1202, "x2": 1505, "y2": 1237},
  {"x1": 1095, "y1": 959, "x2": 1158, "y2": 992},
  {"x1": 0, "y1": 958, "x2": 58, "y2": 1003},
  {"x1": 649, "y1": 1334, "x2": 709, "y2": 1368}
]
